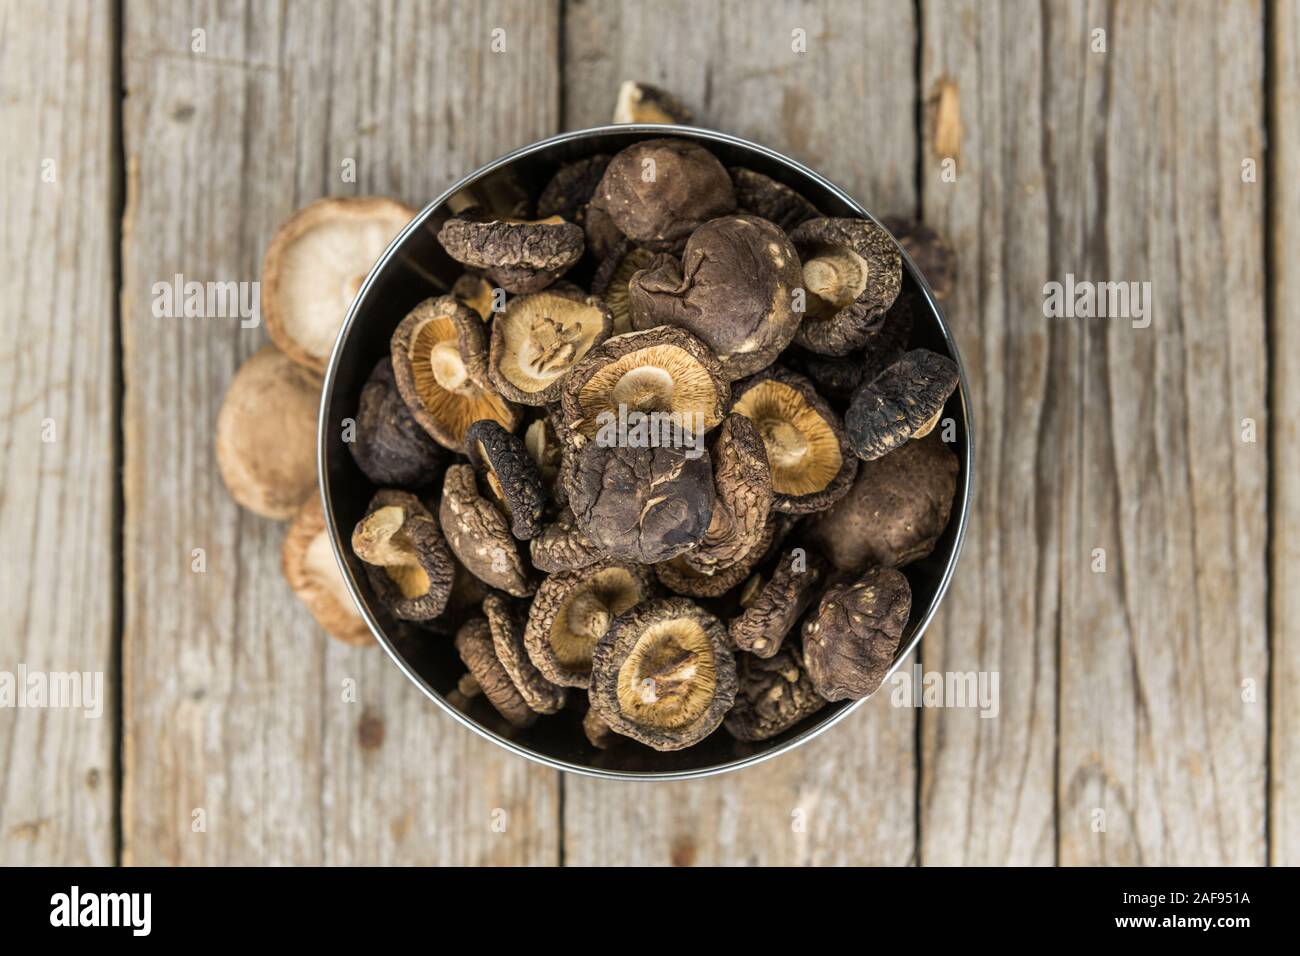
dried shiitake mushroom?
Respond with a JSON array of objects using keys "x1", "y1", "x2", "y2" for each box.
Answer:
[
  {"x1": 590, "y1": 138, "x2": 736, "y2": 254},
  {"x1": 351, "y1": 489, "x2": 455, "y2": 622},
  {"x1": 569, "y1": 443, "x2": 715, "y2": 565},
  {"x1": 729, "y1": 167, "x2": 820, "y2": 233},
  {"x1": 524, "y1": 561, "x2": 657, "y2": 688},
  {"x1": 612, "y1": 80, "x2": 694, "y2": 125},
  {"x1": 804, "y1": 431, "x2": 958, "y2": 571},
  {"x1": 731, "y1": 367, "x2": 857, "y2": 514},
  {"x1": 452, "y1": 273, "x2": 497, "y2": 320},
  {"x1": 281, "y1": 495, "x2": 372, "y2": 646},
  {"x1": 349, "y1": 357, "x2": 444, "y2": 488},
  {"x1": 679, "y1": 414, "x2": 772, "y2": 575},
  {"x1": 656, "y1": 515, "x2": 775, "y2": 599},
  {"x1": 489, "y1": 288, "x2": 612, "y2": 405},
  {"x1": 724, "y1": 644, "x2": 826, "y2": 742},
  {"x1": 802, "y1": 565, "x2": 911, "y2": 701},
  {"x1": 390, "y1": 295, "x2": 520, "y2": 451},
  {"x1": 880, "y1": 217, "x2": 955, "y2": 301},
  {"x1": 784, "y1": 293, "x2": 917, "y2": 402},
  {"x1": 216, "y1": 345, "x2": 321, "y2": 520},
  {"x1": 592, "y1": 241, "x2": 677, "y2": 335},
  {"x1": 583, "y1": 704, "x2": 618, "y2": 749},
  {"x1": 790, "y1": 217, "x2": 902, "y2": 356},
  {"x1": 262, "y1": 196, "x2": 415, "y2": 373},
  {"x1": 630, "y1": 214, "x2": 803, "y2": 381},
  {"x1": 844, "y1": 348, "x2": 959, "y2": 461},
  {"x1": 729, "y1": 546, "x2": 828, "y2": 658},
  {"x1": 589, "y1": 598, "x2": 738, "y2": 751},
  {"x1": 439, "y1": 464, "x2": 533, "y2": 597},
  {"x1": 523, "y1": 414, "x2": 565, "y2": 491},
  {"x1": 465, "y1": 419, "x2": 545, "y2": 540},
  {"x1": 454, "y1": 617, "x2": 536, "y2": 728},
  {"x1": 437, "y1": 210, "x2": 583, "y2": 293},
  {"x1": 529, "y1": 507, "x2": 604, "y2": 573},
  {"x1": 560, "y1": 327, "x2": 729, "y2": 440},
  {"x1": 538, "y1": 155, "x2": 611, "y2": 227},
  {"x1": 483, "y1": 592, "x2": 567, "y2": 715}
]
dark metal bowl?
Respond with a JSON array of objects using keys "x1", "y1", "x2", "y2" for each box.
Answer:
[{"x1": 318, "y1": 125, "x2": 973, "y2": 779}]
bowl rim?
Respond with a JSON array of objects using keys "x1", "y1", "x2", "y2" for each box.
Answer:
[{"x1": 318, "y1": 123, "x2": 975, "y2": 780}]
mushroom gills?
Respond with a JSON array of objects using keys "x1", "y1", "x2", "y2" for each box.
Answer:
[
  {"x1": 733, "y1": 380, "x2": 842, "y2": 496},
  {"x1": 353, "y1": 505, "x2": 431, "y2": 599},
  {"x1": 615, "y1": 620, "x2": 716, "y2": 730}
]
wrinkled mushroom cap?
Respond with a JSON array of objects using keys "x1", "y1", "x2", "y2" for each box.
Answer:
[
  {"x1": 349, "y1": 357, "x2": 444, "y2": 488},
  {"x1": 612, "y1": 81, "x2": 694, "y2": 125},
  {"x1": 529, "y1": 507, "x2": 604, "y2": 573},
  {"x1": 783, "y1": 293, "x2": 916, "y2": 402},
  {"x1": 731, "y1": 367, "x2": 857, "y2": 514},
  {"x1": 724, "y1": 644, "x2": 826, "y2": 742},
  {"x1": 537, "y1": 155, "x2": 611, "y2": 227},
  {"x1": 560, "y1": 327, "x2": 729, "y2": 441},
  {"x1": 350, "y1": 489, "x2": 455, "y2": 622},
  {"x1": 524, "y1": 561, "x2": 657, "y2": 688},
  {"x1": 262, "y1": 196, "x2": 414, "y2": 373},
  {"x1": 281, "y1": 495, "x2": 373, "y2": 646},
  {"x1": 729, "y1": 167, "x2": 820, "y2": 233},
  {"x1": 569, "y1": 443, "x2": 715, "y2": 565},
  {"x1": 679, "y1": 413, "x2": 773, "y2": 575},
  {"x1": 465, "y1": 419, "x2": 546, "y2": 540},
  {"x1": 656, "y1": 515, "x2": 775, "y2": 598},
  {"x1": 790, "y1": 217, "x2": 903, "y2": 357},
  {"x1": 216, "y1": 345, "x2": 321, "y2": 520},
  {"x1": 437, "y1": 211, "x2": 583, "y2": 293},
  {"x1": 489, "y1": 288, "x2": 613, "y2": 405},
  {"x1": 804, "y1": 431, "x2": 959, "y2": 571},
  {"x1": 802, "y1": 565, "x2": 911, "y2": 701},
  {"x1": 630, "y1": 215, "x2": 804, "y2": 381},
  {"x1": 880, "y1": 217, "x2": 956, "y2": 301},
  {"x1": 390, "y1": 295, "x2": 520, "y2": 451},
  {"x1": 591, "y1": 138, "x2": 735, "y2": 254},
  {"x1": 592, "y1": 241, "x2": 677, "y2": 335},
  {"x1": 483, "y1": 592, "x2": 567, "y2": 715},
  {"x1": 454, "y1": 617, "x2": 536, "y2": 728},
  {"x1": 438, "y1": 464, "x2": 534, "y2": 597},
  {"x1": 728, "y1": 546, "x2": 828, "y2": 658},
  {"x1": 589, "y1": 598, "x2": 738, "y2": 751},
  {"x1": 845, "y1": 348, "x2": 959, "y2": 461}
]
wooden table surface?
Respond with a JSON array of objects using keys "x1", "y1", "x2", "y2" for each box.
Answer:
[{"x1": 2, "y1": 0, "x2": 1295, "y2": 866}]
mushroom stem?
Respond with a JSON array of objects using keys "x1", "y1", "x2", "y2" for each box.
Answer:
[
  {"x1": 802, "y1": 247, "x2": 868, "y2": 308},
  {"x1": 457, "y1": 673, "x2": 482, "y2": 700},
  {"x1": 639, "y1": 648, "x2": 700, "y2": 703},
  {"x1": 759, "y1": 419, "x2": 809, "y2": 469},
  {"x1": 429, "y1": 341, "x2": 471, "y2": 393},
  {"x1": 566, "y1": 591, "x2": 613, "y2": 640},
  {"x1": 352, "y1": 506, "x2": 431, "y2": 599},
  {"x1": 610, "y1": 366, "x2": 675, "y2": 413}
]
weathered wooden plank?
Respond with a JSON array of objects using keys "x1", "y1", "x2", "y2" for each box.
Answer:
[
  {"x1": 1270, "y1": 0, "x2": 1300, "y2": 866},
  {"x1": 561, "y1": 0, "x2": 919, "y2": 866},
  {"x1": 120, "y1": 0, "x2": 561, "y2": 865},
  {"x1": 0, "y1": 0, "x2": 117, "y2": 866},
  {"x1": 922, "y1": 0, "x2": 1267, "y2": 868}
]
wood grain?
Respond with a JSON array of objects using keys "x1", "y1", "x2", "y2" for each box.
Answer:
[
  {"x1": 120, "y1": 0, "x2": 561, "y2": 865},
  {"x1": 0, "y1": 1, "x2": 117, "y2": 866},
  {"x1": 561, "y1": 0, "x2": 920, "y2": 866},
  {"x1": 1270, "y1": 0, "x2": 1300, "y2": 866}
]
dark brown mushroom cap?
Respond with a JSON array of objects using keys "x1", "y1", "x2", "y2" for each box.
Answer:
[
  {"x1": 583, "y1": 704, "x2": 619, "y2": 749},
  {"x1": 589, "y1": 597, "x2": 738, "y2": 751},
  {"x1": 454, "y1": 617, "x2": 537, "y2": 728},
  {"x1": 728, "y1": 546, "x2": 828, "y2": 658},
  {"x1": 784, "y1": 293, "x2": 917, "y2": 403},
  {"x1": 524, "y1": 561, "x2": 658, "y2": 688},
  {"x1": 349, "y1": 357, "x2": 445, "y2": 488},
  {"x1": 569, "y1": 443, "x2": 715, "y2": 565},
  {"x1": 730, "y1": 366, "x2": 857, "y2": 514},
  {"x1": 656, "y1": 514, "x2": 775, "y2": 598},
  {"x1": 537, "y1": 155, "x2": 612, "y2": 226},
  {"x1": 437, "y1": 211, "x2": 584, "y2": 293},
  {"x1": 559, "y1": 326, "x2": 730, "y2": 441},
  {"x1": 529, "y1": 507, "x2": 605, "y2": 573},
  {"x1": 488, "y1": 287, "x2": 613, "y2": 405},
  {"x1": 350, "y1": 489, "x2": 455, "y2": 622},
  {"x1": 680, "y1": 414, "x2": 773, "y2": 575},
  {"x1": 880, "y1": 217, "x2": 956, "y2": 301},
  {"x1": 482, "y1": 592, "x2": 567, "y2": 715},
  {"x1": 591, "y1": 138, "x2": 736, "y2": 254},
  {"x1": 729, "y1": 167, "x2": 820, "y2": 233},
  {"x1": 390, "y1": 295, "x2": 520, "y2": 452},
  {"x1": 802, "y1": 565, "x2": 911, "y2": 702},
  {"x1": 803, "y1": 431, "x2": 959, "y2": 571},
  {"x1": 592, "y1": 240, "x2": 678, "y2": 335},
  {"x1": 724, "y1": 644, "x2": 826, "y2": 742},
  {"x1": 281, "y1": 494, "x2": 373, "y2": 646},
  {"x1": 845, "y1": 348, "x2": 959, "y2": 461},
  {"x1": 438, "y1": 464, "x2": 534, "y2": 597},
  {"x1": 629, "y1": 215, "x2": 803, "y2": 381},
  {"x1": 612, "y1": 81, "x2": 694, "y2": 125},
  {"x1": 452, "y1": 273, "x2": 497, "y2": 320},
  {"x1": 465, "y1": 419, "x2": 545, "y2": 540},
  {"x1": 790, "y1": 217, "x2": 903, "y2": 356}
]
